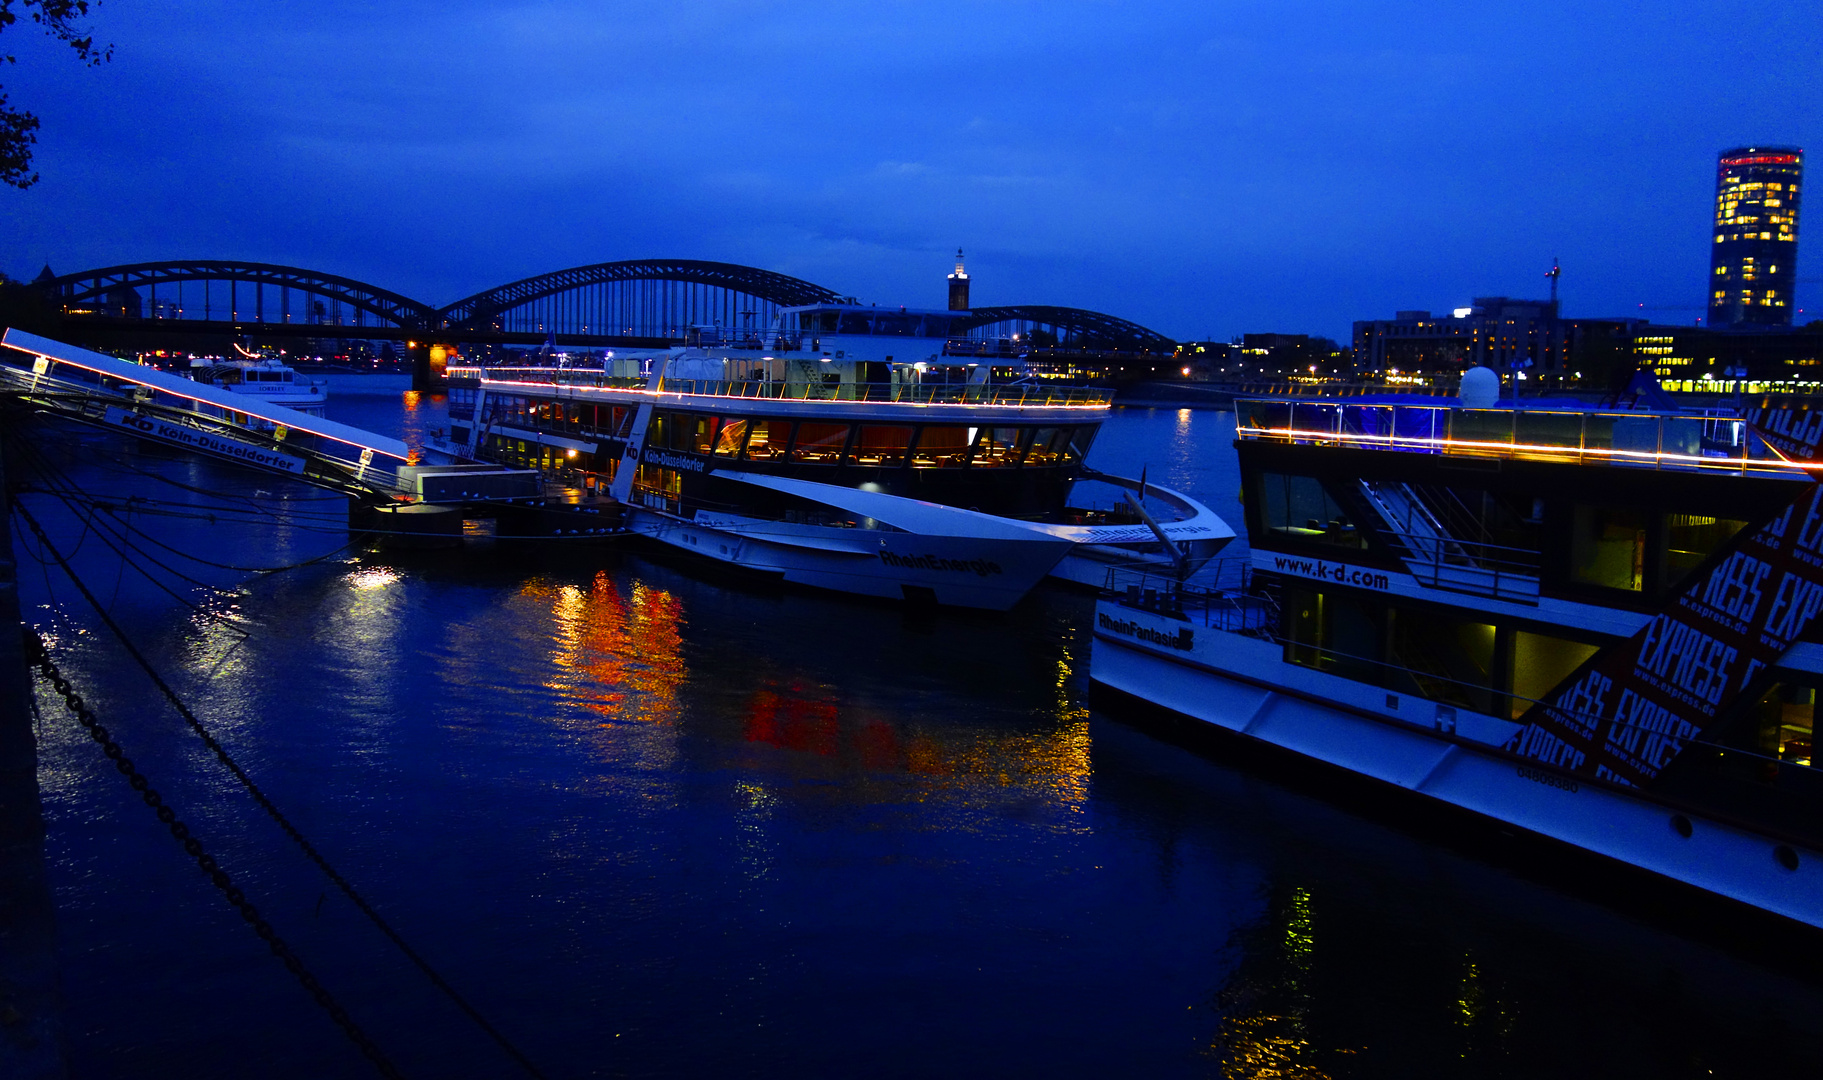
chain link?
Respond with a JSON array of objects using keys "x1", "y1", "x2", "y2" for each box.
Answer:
[{"x1": 24, "y1": 629, "x2": 407, "y2": 1080}]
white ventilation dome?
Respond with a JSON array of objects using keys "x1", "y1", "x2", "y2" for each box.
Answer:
[{"x1": 1459, "y1": 366, "x2": 1500, "y2": 409}]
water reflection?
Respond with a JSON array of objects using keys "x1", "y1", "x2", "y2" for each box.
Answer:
[
  {"x1": 541, "y1": 571, "x2": 686, "y2": 725},
  {"x1": 1208, "y1": 885, "x2": 1347, "y2": 1079}
]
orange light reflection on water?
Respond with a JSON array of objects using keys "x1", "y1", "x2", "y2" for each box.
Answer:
[{"x1": 540, "y1": 572, "x2": 687, "y2": 726}]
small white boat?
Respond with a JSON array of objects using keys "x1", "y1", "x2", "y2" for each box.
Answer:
[{"x1": 191, "y1": 356, "x2": 328, "y2": 417}]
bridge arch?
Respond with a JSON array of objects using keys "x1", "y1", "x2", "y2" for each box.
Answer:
[
  {"x1": 436, "y1": 259, "x2": 847, "y2": 338},
  {"x1": 47, "y1": 261, "x2": 439, "y2": 329},
  {"x1": 952, "y1": 305, "x2": 1175, "y2": 352}
]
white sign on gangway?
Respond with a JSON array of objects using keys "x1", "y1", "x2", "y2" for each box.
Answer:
[{"x1": 103, "y1": 407, "x2": 308, "y2": 475}]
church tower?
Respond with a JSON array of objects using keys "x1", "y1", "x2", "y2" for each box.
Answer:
[{"x1": 946, "y1": 249, "x2": 970, "y2": 311}]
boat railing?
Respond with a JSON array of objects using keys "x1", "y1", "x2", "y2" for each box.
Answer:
[
  {"x1": 1096, "y1": 575, "x2": 1823, "y2": 811},
  {"x1": 1102, "y1": 559, "x2": 1278, "y2": 638},
  {"x1": 1235, "y1": 397, "x2": 1789, "y2": 475},
  {"x1": 451, "y1": 366, "x2": 1113, "y2": 407}
]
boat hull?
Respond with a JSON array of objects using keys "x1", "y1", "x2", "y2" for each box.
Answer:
[
  {"x1": 626, "y1": 506, "x2": 1073, "y2": 610},
  {"x1": 1089, "y1": 600, "x2": 1823, "y2": 930}
]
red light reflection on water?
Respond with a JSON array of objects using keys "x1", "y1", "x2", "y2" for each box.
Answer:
[{"x1": 544, "y1": 572, "x2": 686, "y2": 725}]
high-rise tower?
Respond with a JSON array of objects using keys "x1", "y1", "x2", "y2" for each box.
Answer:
[
  {"x1": 1708, "y1": 146, "x2": 1803, "y2": 327},
  {"x1": 947, "y1": 249, "x2": 970, "y2": 311}
]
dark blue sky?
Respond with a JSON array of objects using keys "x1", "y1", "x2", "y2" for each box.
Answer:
[{"x1": 2, "y1": 1, "x2": 1818, "y2": 341}]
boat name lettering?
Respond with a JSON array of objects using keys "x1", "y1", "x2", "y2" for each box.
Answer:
[
  {"x1": 1515, "y1": 766, "x2": 1579, "y2": 794},
  {"x1": 1763, "y1": 570, "x2": 1823, "y2": 645},
  {"x1": 102, "y1": 407, "x2": 306, "y2": 475},
  {"x1": 1694, "y1": 550, "x2": 1772, "y2": 625},
  {"x1": 643, "y1": 448, "x2": 707, "y2": 473},
  {"x1": 879, "y1": 551, "x2": 1002, "y2": 577},
  {"x1": 1096, "y1": 612, "x2": 1194, "y2": 651},
  {"x1": 1268, "y1": 554, "x2": 1390, "y2": 591},
  {"x1": 1634, "y1": 614, "x2": 1738, "y2": 711}
]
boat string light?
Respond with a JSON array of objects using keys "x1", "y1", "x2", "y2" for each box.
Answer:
[
  {"x1": 12, "y1": 348, "x2": 411, "y2": 461},
  {"x1": 1237, "y1": 421, "x2": 1811, "y2": 475}
]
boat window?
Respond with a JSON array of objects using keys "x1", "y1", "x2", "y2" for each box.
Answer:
[
  {"x1": 1258, "y1": 472, "x2": 1365, "y2": 549},
  {"x1": 714, "y1": 419, "x2": 750, "y2": 456},
  {"x1": 1509, "y1": 631, "x2": 1601, "y2": 720},
  {"x1": 647, "y1": 412, "x2": 668, "y2": 450},
  {"x1": 1569, "y1": 505, "x2": 1646, "y2": 591},
  {"x1": 790, "y1": 422, "x2": 850, "y2": 464},
  {"x1": 1742, "y1": 680, "x2": 1815, "y2": 766},
  {"x1": 848, "y1": 425, "x2": 914, "y2": 468},
  {"x1": 969, "y1": 427, "x2": 1026, "y2": 468},
  {"x1": 805, "y1": 310, "x2": 840, "y2": 333},
  {"x1": 910, "y1": 426, "x2": 971, "y2": 468},
  {"x1": 1385, "y1": 610, "x2": 1497, "y2": 714},
  {"x1": 686, "y1": 414, "x2": 718, "y2": 454},
  {"x1": 919, "y1": 314, "x2": 954, "y2": 338},
  {"x1": 870, "y1": 314, "x2": 919, "y2": 336},
  {"x1": 742, "y1": 418, "x2": 792, "y2": 460},
  {"x1": 837, "y1": 312, "x2": 877, "y2": 335},
  {"x1": 1024, "y1": 428, "x2": 1077, "y2": 467},
  {"x1": 1283, "y1": 587, "x2": 1384, "y2": 684},
  {"x1": 1665, "y1": 513, "x2": 1748, "y2": 589},
  {"x1": 1069, "y1": 427, "x2": 1099, "y2": 461}
]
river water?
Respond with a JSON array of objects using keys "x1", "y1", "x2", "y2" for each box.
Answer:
[{"x1": 15, "y1": 381, "x2": 1823, "y2": 1078}]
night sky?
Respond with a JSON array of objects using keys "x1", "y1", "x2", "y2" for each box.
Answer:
[{"x1": 2, "y1": 1, "x2": 1818, "y2": 341}]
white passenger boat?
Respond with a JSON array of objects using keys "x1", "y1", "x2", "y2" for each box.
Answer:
[
  {"x1": 1090, "y1": 372, "x2": 1823, "y2": 928},
  {"x1": 191, "y1": 355, "x2": 328, "y2": 417},
  {"x1": 443, "y1": 304, "x2": 1231, "y2": 609}
]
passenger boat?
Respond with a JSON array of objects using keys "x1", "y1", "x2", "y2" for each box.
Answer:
[
  {"x1": 443, "y1": 304, "x2": 1231, "y2": 609},
  {"x1": 1089, "y1": 371, "x2": 1823, "y2": 929},
  {"x1": 190, "y1": 355, "x2": 328, "y2": 417}
]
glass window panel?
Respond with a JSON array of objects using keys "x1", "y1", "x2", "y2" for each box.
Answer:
[
  {"x1": 847, "y1": 425, "x2": 914, "y2": 467},
  {"x1": 1387, "y1": 610, "x2": 1496, "y2": 713},
  {"x1": 969, "y1": 427, "x2": 1026, "y2": 468},
  {"x1": 911, "y1": 426, "x2": 972, "y2": 468},
  {"x1": 1510, "y1": 631, "x2": 1601, "y2": 720},
  {"x1": 1257, "y1": 472, "x2": 1366, "y2": 549},
  {"x1": 1283, "y1": 588, "x2": 1383, "y2": 684},
  {"x1": 742, "y1": 418, "x2": 792, "y2": 460},
  {"x1": 1665, "y1": 514, "x2": 1748, "y2": 588},
  {"x1": 1025, "y1": 427, "x2": 1077, "y2": 467},
  {"x1": 1569, "y1": 505, "x2": 1646, "y2": 591},
  {"x1": 789, "y1": 422, "x2": 850, "y2": 464},
  {"x1": 714, "y1": 419, "x2": 749, "y2": 456}
]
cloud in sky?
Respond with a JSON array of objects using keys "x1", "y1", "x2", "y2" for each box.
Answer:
[{"x1": 2, "y1": 0, "x2": 1818, "y2": 339}]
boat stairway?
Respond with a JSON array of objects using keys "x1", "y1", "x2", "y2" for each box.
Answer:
[{"x1": 1357, "y1": 479, "x2": 1541, "y2": 603}]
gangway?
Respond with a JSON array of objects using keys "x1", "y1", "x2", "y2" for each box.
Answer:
[{"x1": 1, "y1": 329, "x2": 427, "y2": 500}]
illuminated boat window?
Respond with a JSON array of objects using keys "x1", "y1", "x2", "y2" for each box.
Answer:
[
  {"x1": 714, "y1": 419, "x2": 750, "y2": 456},
  {"x1": 742, "y1": 419, "x2": 793, "y2": 461},
  {"x1": 909, "y1": 426, "x2": 971, "y2": 469},
  {"x1": 790, "y1": 422, "x2": 850, "y2": 465},
  {"x1": 847, "y1": 425, "x2": 914, "y2": 468},
  {"x1": 969, "y1": 427, "x2": 1026, "y2": 469},
  {"x1": 1258, "y1": 472, "x2": 1366, "y2": 550},
  {"x1": 1666, "y1": 514, "x2": 1750, "y2": 588}
]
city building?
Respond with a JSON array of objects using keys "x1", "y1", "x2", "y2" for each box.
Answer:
[
  {"x1": 1709, "y1": 146, "x2": 1804, "y2": 327},
  {"x1": 1631, "y1": 321, "x2": 1823, "y2": 386},
  {"x1": 1352, "y1": 297, "x2": 1631, "y2": 381}
]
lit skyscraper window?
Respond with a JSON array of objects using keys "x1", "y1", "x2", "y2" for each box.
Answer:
[{"x1": 1708, "y1": 146, "x2": 1803, "y2": 328}]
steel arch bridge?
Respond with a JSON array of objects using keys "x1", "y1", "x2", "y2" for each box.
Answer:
[
  {"x1": 436, "y1": 259, "x2": 848, "y2": 337},
  {"x1": 48, "y1": 260, "x2": 439, "y2": 330},
  {"x1": 37, "y1": 259, "x2": 1177, "y2": 351},
  {"x1": 954, "y1": 305, "x2": 1175, "y2": 352}
]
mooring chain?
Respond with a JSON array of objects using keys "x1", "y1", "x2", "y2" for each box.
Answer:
[
  {"x1": 9, "y1": 500, "x2": 548, "y2": 1079},
  {"x1": 22, "y1": 631, "x2": 407, "y2": 1080}
]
